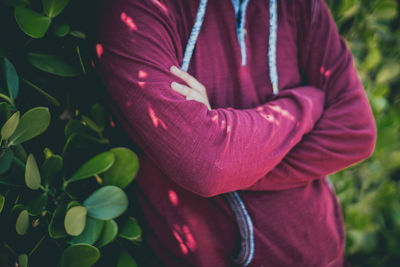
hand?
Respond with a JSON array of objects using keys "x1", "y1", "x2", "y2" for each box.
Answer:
[{"x1": 169, "y1": 65, "x2": 212, "y2": 111}]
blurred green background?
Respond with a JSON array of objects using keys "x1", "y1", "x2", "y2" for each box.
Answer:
[{"x1": 326, "y1": 0, "x2": 400, "y2": 266}]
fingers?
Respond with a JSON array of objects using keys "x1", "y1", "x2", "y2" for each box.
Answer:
[
  {"x1": 171, "y1": 81, "x2": 189, "y2": 96},
  {"x1": 171, "y1": 81, "x2": 211, "y2": 110},
  {"x1": 171, "y1": 82, "x2": 203, "y2": 100},
  {"x1": 170, "y1": 65, "x2": 211, "y2": 111},
  {"x1": 170, "y1": 65, "x2": 206, "y2": 95}
]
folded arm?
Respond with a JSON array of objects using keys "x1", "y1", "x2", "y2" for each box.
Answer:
[
  {"x1": 95, "y1": 0, "x2": 324, "y2": 197},
  {"x1": 244, "y1": 0, "x2": 377, "y2": 191}
]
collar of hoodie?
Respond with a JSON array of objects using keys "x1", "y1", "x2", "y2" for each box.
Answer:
[{"x1": 181, "y1": 0, "x2": 279, "y2": 95}]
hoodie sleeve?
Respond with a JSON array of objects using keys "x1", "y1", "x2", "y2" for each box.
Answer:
[
  {"x1": 95, "y1": 0, "x2": 325, "y2": 197},
  {"x1": 243, "y1": 0, "x2": 377, "y2": 191}
]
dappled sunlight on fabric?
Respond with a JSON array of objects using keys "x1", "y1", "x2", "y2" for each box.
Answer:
[
  {"x1": 182, "y1": 225, "x2": 196, "y2": 251},
  {"x1": 221, "y1": 119, "x2": 226, "y2": 130},
  {"x1": 256, "y1": 106, "x2": 275, "y2": 123},
  {"x1": 148, "y1": 104, "x2": 167, "y2": 130},
  {"x1": 96, "y1": 44, "x2": 103, "y2": 59},
  {"x1": 151, "y1": 0, "x2": 168, "y2": 13},
  {"x1": 173, "y1": 224, "x2": 197, "y2": 255},
  {"x1": 138, "y1": 70, "x2": 148, "y2": 79},
  {"x1": 121, "y1": 12, "x2": 137, "y2": 31},
  {"x1": 138, "y1": 70, "x2": 147, "y2": 88},
  {"x1": 173, "y1": 230, "x2": 188, "y2": 255},
  {"x1": 226, "y1": 124, "x2": 232, "y2": 133},
  {"x1": 269, "y1": 105, "x2": 295, "y2": 121},
  {"x1": 320, "y1": 66, "x2": 332, "y2": 78},
  {"x1": 210, "y1": 113, "x2": 230, "y2": 132},
  {"x1": 168, "y1": 189, "x2": 178, "y2": 206},
  {"x1": 211, "y1": 114, "x2": 219, "y2": 123},
  {"x1": 138, "y1": 81, "x2": 146, "y2": 88},
  {"x1": 109, "y1": 115, "x2": 116, "y2": 128}
]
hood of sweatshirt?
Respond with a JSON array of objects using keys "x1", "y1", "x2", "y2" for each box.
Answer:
[{"x1": 181, "y1": 0, "x2": 279, "y2": 95}]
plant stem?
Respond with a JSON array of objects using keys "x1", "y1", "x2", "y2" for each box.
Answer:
[
  {"x1": 28, "y1": 235, "x2": 46, "y2": 256},
  {"x1": 21, "y1": 78, "x2": 60, "y2": 107},
  {"x1": 94, "y1": 174, "x2": 102, "y2": 184},
  {"x1": 12, "y1": 157, "x2": 25, "y2": 169},
  {"x1": 39, "y1": 185, "x2": 47, "y2": 192},
  {"x1": 76, "y1": 46, "x2": 86, "y2": 75},
  {"x1": 0, "y1": 93, "x2": 14, "y2": 106}
]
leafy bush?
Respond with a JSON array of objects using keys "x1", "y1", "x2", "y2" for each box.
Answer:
[
  {"x1": 326, "y1": 0, "x2": 400, "y2": 266},
  {"x1": 0, "y1": 0, "x2": 142, "y2": 266}
]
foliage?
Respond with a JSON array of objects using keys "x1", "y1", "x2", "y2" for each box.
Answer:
[
  {"x1": 0, "y1": 0, "x2": 142, "y2": 266},
  {"x1": 326, "y1": 0, "x2": 400, "y2": 266}
]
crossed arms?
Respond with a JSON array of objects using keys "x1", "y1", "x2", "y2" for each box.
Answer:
[{"x1": 95, "y1": 0, "x2": 376, "y2": 197}]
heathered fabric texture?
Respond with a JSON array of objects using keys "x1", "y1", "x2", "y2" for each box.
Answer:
[{"x1": 95, "y1": 0, "x2": 377, "y2": 266}]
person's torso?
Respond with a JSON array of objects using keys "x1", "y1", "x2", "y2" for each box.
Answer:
[{"x1": 133, "y1": 0, "x2": 345, "y2": 266}]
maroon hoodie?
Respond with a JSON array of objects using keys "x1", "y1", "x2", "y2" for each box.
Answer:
[{"x1": 95, "y1": 0, "x2": 377, "y2": 266}]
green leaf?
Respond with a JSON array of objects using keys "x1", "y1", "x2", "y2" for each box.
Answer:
[
  {"x1": 62, "y1": 133, "x2": 109, "y2": 178},
  {"x1": 118, "y1": 217, "x2": 142, "y2": 242},
  {"x1": 376, "y1": 63, "x2": 400, "y2": 84},
  {"x1": 0, "y1": 102, "x2": 11, "y2": 126},
  {"x1": 103, "y1": 148, "x2": 139, "y2": 189},
  {"x1": 41, "y1": 153, "x2": 62, "y2": 186},
  {"x1": 338, "y1": 0, "x2": 359, "y2": 19},
  {"x1": 67, "y1": 200, "x2": 80, "y2": 210},
  {"x1": 14, "y1": 7, "x2": 51, "y2": 38},
  {"x1": 374, "y1": 0, "x2": 398, "y2": 20},
  {"x1": 26, "y1": 193, "x2": 47, "y2": 216},
  {"x1": 54, "y1": 23, "x2": 70, "y2": 37},
  {"x1": 59, "y1": 244, "x2": 100, "y2": 267},
  {"x1": 65, "y1": 120, "x2": 95, "y2": 139},
  {"x1": 64, "y1": 205, "x2": 87, "y2": 236},
  {"x1": 25, "y1": 154, "x2": 41, "y2": 189},
  {"x1": 49, "y1": 203, "x2": 67, "y2": 239},
  {"x1": 82, "y1": 115, "x2": 102, "y2": 134},
  {"x1": 90, "y1": 104, "x2": 105, "y2": 131},
  {"x1": 68, "y1": 151, "x2": 115, "y2": 183},
  {"x1": 0, "y1": 194, "x2": 5, "y2": 213},
  {"x1": 69, "y1": 216, "x2": 104, "y2": 245},
  {"x1": 363, "y1": 46, "x2": 381, "y2": 71},
  {"x1": 117, "y1": 250, "x2": 137, "y2": 267},
  {"x1": 0, "y1": 93, "x2": 14, "y2": 105},
  {"x1": 11, "y1": 144, "x2": 27, "y2": 162},
  {"x1": 83, "y1": 186, "x2": 128, "y2": 220},
  {"x1": 69, "y1": 30, "x2": 86, "y2": 39},
  {"x1": 12, "y1": 203, "x2": 24, "y2": 214},
  {"x1": 16, "y1": 209, "x2": 29, "y2": 235},
  {"x1": 42, "y1": 0, "x2": 70, "y2": 18},
  {"x1": 28, "y1": 53, "x2": 80, "y2": 77},
  {"x1": 9, "y1": 107, "x2": 50, "y2": 146},
  {"x1": 1, "y1": 111, "x2": 19, "y2": 141},
  {"x1": 18, "y1": 254, "x2": 28, "y2": 267},
  {"x1": 95, "y1": 219, "x2": 118, "y2": 248},
  {"x1": 0, "y1": 149, "x2": 14, "y2": 175},
  {"x1": 3, "y1": 58, "x2": 19, "y2": 99}
]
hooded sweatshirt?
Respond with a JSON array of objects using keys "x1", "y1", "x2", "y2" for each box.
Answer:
[{"x1": 95, "y1": 0, "x2": 377, "y2": 266}]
